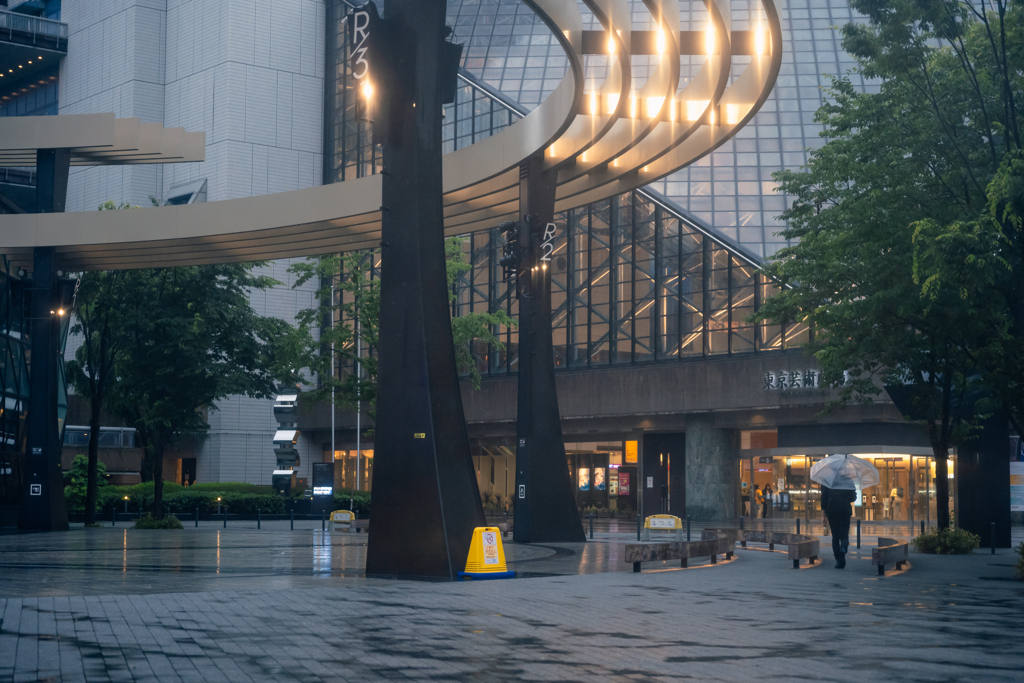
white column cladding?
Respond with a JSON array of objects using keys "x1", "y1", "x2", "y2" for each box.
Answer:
[
  {"x1": 60, "y1": 0, "x2": 169, "y2": 212},
  {"x1": 60, "y1": 0, "x2": 325, "y2": 485},
  {"x1": 684, "y1": 414, "x2": 738, "y2": 520}
]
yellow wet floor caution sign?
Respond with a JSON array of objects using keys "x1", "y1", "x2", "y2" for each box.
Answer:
[{"x1": 458, "y1": 527, "x2": 515, "y2": 580}]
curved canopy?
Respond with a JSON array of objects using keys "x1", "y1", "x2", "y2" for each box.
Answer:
[{"x1": 0, "y1": 0, "x2": 781, "y2": 271}]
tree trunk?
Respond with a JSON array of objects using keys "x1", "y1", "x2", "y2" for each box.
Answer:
[
  {"x1": 932, "y1": 443, "x2": 950, "y2": 529},
  {"x1": 83, "y1": 393, "x2": 102, "y2": 525},
  {"x1": 152, "y1": 437, "x2": 164, "y2": 520}
]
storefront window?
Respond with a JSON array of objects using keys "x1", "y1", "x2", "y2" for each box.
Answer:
[
  {"x1": 330, "y1": 449, "x2": 373, "y2": 492},
  {"x1": 738, "y1": 453, "x2": 955, "y2": 523},
  {"x1": 566, "y1": 442, "x2": 634, "y2": 513}
]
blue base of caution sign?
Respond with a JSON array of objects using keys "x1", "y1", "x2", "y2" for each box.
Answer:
[{"x1": 457, "y1": 571, "x2": 515, "y2": 580}]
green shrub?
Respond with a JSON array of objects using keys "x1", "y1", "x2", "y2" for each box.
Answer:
[
  {"x1": 913, "y1": 527, "x2": 981, "y2": 554},
  {"x1": 98, "y1": 483, "x2": 284, "y2": 515},
  {"x1": 1015, "y1": 542, "x2": 1023, "y2": 581},
  {"x1": 134, "y1": 514, "x2": 184, "y2": 529},
  {"x1": 185, "y1": 482, "x2": 274, "y2": 494},
  {"x1": 63, "y1": 454, "x2": 108, "y2": 513},
  {"x1": 332, "y1": 490, "x2": 370, "y2": 517}
]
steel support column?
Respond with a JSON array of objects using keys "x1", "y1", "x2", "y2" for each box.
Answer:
[
  {"x1": 512, "y1": 154, "x2": 586, "y2": 543},
  {"x1": 365, "y1": 0, "x2": 485, "y2": 579},
  {"x1": 18, "y1": 148, "x2": 70, "y2": 531}
]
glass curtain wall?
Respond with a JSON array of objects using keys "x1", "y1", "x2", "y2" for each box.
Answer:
[
  {"x1": 0, "y1": 264, "x2": 30, "y2": 508},
  {"x1": 324, "y1": 1, "x2": 806, "y2": 381}
]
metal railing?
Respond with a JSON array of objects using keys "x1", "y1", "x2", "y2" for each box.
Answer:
[{"x1": 0, "y1": 9, "x2": 69, "y2": 42}]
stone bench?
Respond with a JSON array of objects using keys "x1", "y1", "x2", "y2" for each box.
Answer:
[
  {"x1": 702, "y1": 529, "x2": 820, "y2": 568},
  {"x1": 330, "y1": 519, "x2": 369, "y2": 533},
  {"x1": 872, "y1": 537, "x2": 908, "y2": 575},
  {"x1": 625, "y1": 536, "x2": 735, "y2": 573}
]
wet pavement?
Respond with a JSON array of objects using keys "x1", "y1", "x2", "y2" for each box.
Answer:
[{"x1": 1, "y1": 522, "x2": 1022, "y2": 681}]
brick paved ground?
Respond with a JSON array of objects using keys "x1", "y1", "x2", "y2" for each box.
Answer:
[{"x1": 1, "y1": 526, "x2": 1021, "y2": 682}]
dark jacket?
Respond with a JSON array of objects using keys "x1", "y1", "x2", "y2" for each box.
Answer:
[{"x1": 821, "y1": 486, "x2": 857, "y2": 517}]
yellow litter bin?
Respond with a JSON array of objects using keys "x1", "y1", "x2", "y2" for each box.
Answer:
[
  {"x1": 458, "y1": 527, "x2": 514, "y2": 579},
  {"x1": 642, "y1": 514, "x2": 684, "y2": 540},
  {"x1": 328, "y1": 509, "x2": 354, "y2": 532}
]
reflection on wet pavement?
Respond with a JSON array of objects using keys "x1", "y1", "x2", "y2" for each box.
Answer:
[{"x1": 1, "y1": 522, "x2": 1022, "y2": 681}]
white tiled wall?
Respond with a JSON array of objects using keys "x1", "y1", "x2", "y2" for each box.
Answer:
[{"x1": 60, "y1": 0, "x2": 325, "y2": 485}]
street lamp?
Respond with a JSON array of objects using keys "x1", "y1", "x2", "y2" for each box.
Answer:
[
  {"x1": 123, "y1": 496, "x2": 129, "y2": 514},
  {"x1": 217, "y1": 497, "x2": 222, "y2": 515}
]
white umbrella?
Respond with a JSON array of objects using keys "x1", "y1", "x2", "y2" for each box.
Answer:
[{"x1": 810, "y1": 454, "x2": 880, "y2": 490}]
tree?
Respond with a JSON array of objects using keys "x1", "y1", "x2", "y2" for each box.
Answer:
[
  {"x1": 108, "y1": 265, "x2": 290, "y2": 519},
  {"x1": 757, "y1": 0, "x2": 1024, "y2": 529},
  {"x1": 277, "y1": 237, "x2": 514, "y2": 417},
  {"x1": 65, "y1": 201, "x2": 131, "y2": 525},
  {"x1": 66, "y1": 270, "x2": 125, "y2": 525},
  {"x1": 63, "y1": 453, "x2": 107, "y2": 515}
]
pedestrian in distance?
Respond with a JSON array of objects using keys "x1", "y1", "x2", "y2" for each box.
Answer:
[
  {"x1": 762, "y1": 484, "x2": 772, "y2": 519},
  {"x1": 754, "y1": 486, "x2": 763, "y2": 518},
  {"x1": 821, "y1": 484, "x2": 856, "y2": 568}
]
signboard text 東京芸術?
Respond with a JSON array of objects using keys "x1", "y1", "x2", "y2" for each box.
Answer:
[{"x1": 764, "y1": 370, "x2": 821, "y2": 391}]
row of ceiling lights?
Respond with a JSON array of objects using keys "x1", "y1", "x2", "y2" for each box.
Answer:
[
  {"x1": 0, "y1": 74, "x2": 56, "y2": 102},
  {"x1": 1, "y1": 54, "x2": 44, "y2": 78}
]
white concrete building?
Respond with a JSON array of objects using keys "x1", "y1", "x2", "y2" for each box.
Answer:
[{"x1": 57, "y1": 0, "x2": 326, "y2": 486}]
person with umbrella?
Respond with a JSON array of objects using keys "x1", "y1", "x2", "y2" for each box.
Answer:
[{"x1": 811, "y1": 454, "x2": 880, "y2": 569}]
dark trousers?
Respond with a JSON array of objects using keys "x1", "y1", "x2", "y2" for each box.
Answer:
[{"x1": 826, "y1": 509, "x2": 851, "y2": 556}]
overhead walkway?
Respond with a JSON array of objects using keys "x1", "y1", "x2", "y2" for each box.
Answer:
[{"x1": 0, "y1": 0, "x2": 781, "y2": 271}]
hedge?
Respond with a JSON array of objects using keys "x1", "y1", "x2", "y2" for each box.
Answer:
[
  {"x1": 332, "y1": 490, "x2": 371, "y2": 517},
  {"x1": 93, "y1": 483, "x2": 283, "y2": 515},
  {"x1": 81, "y1": 483, "x2": 372, "y2": 518}
]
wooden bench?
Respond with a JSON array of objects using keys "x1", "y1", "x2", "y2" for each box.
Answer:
[
  {"x1": 624, "y1": 536, "x2": 734, "y2": 572},
  {"x1": 872, "y1": 537, "x2": 908, "y2": 575},
  {"x1": 702, "y1": 529, "x2": 820, "y2": 568}
]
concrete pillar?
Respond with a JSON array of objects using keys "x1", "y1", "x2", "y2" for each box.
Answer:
[{"x1": 685, "y1": 414, "x2": 736, "y2": 521}]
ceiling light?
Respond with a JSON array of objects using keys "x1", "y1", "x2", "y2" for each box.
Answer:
[
  {"x1": 686, "y1": 100, "x2": 709, "y2": 121},
  {"x1": 646, "y1": 96, "x2": 664, "y2": 118},
  {"x1": 755, "y1": 23, "x2": 766, "y2": 56}
]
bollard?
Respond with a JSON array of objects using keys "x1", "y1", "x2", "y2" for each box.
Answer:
[
  {"x1": 321, "y1": 510, "x2": 326, "y2": 532},
  {"x1": 195, "y1": 507, "x2": 199, "y2": 528},
  {"x1": 920, "y1": 520, "x2": 925, "y2": 536},
  {"x1": 636, "y1": 511, "x2": 642, "y2": 541},
  {"x1": 686, "y1": 515, "x2": 691, "y2": 542},
  {"x1": 290, "y1": 508, "x2": 294, "y2": 531},
  {"x1": 796, "y1": 517, "x2": 800, "y2": 535},
  {"x1": 991, "y1": 521, "x2": 996, "y2": 555},
  {"x1": 589, "y1": 513, "x2": 594, "y2": 540},
  {"x1": 258, "y1": 509, "x2": 261, "y2": 530},
  {"x1": 856, "y1": 519, "x2": 861, "y2": 549},
  {"x1": 112, "y1": 509, "x2": 116, "y2": 527},
  {"x1": 740, "y1": 516, "x2": 745, "y2": 531},
  {"x1": 223, "y1": 510, "x2": 227, "y2": 529}
]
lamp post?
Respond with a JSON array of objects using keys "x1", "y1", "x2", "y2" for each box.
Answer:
[
  {"x1": 123, "y1": 496, "x2": 129, "y2": 515},
  {"x1": 217, "y1": 497, "x2": 222, "y2": 516}
]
